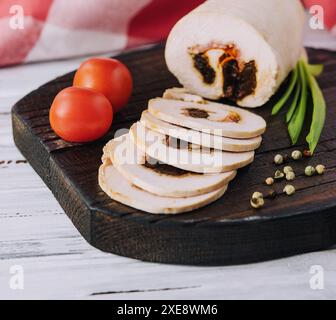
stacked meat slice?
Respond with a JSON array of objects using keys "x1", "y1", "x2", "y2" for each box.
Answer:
[{"x1": 99, "y1": 88, "x2": 266, "y2": 214}]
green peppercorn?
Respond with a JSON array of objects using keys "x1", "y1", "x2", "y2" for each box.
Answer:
[
  {"x1": 252, "y1": 192, "x2": 263, "y2": 200},
  {"x1": 305, "y1": 166, "x2": 316, "y2": 177},
  {"x1": 316, "y1": 165, "x2": 325, "y2": 175},
  {"x1": 274, "y1": 170, "x2": 285, "y2": 180},
  {"x1": 291, "y1": 150, "x2": 303, "y2": 160},
  {"x1": 283, "y1": 166, "x2": 294, "y2": 174},
  {"x1": 286, "y1": 171, "x2": 296, "y2": 181},
  {"x1": 250, "y1": 192, "x2": 264, "y2": 209},
  {"x1": 283, "y1": 184, "x2": 295, "y2": 196},
  {"x1": 274, "y1": 154, "x2": 284, "y2": 165},
  {"x1": 250, "y1": 197, "x2": 265, "y2": 209},
  {"x1": 265, "y1": 177, "x2": 274, "y2": 186}
]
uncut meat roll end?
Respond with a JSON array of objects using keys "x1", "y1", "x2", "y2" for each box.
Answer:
[{"x1": 165, "y1": 0, "x2": 305, "y2": 108}]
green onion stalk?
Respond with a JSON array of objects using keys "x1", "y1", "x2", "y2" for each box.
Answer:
[{"x1": 271, "y1": 57, "x2": 326, "y2": 154}]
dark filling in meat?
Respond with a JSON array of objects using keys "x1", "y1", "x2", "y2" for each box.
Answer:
[
  {"x1": 164, "y1": 136, "x2": 214, "y2": 155},
  {"x1": 222, "y1": 59, "x2": 257, "y2": 101},
  {"x1": 234, "y1": 61, "x2": 257, "y2": 100},
  {"x1": 222, "y1": 59, "x2": 240, "y2": 97},
  {"x1": 143, "y1": 161, "x2": 193, "y2": 177},
  {"x1": 191, "y1": 49, "x2": 257, "y2": 101},
  {"x1": 193, "y1": 53, "x2": 216, "y2": 84},
  {"x1": 165, "y1": 136, "x2": 193, "y2": 150},
  {"x1": 182, "y1": 107, "x2": 240, "y2": 123},
  {"x1": 182, "y1": 107, "x2": 210, "y2": 119}
]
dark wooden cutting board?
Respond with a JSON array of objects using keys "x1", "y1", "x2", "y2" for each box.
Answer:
[{"x1": 12, "y1": 44, "x2": 336, "y2": 265}]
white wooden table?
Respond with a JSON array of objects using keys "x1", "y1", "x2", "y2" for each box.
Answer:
[{"x1": 0, "y1": 30, "x2": 335, "y2": 300}]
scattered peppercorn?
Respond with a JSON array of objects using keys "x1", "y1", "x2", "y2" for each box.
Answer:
[
  {"x1": 303, "y1": 150, "x2": 312, "y2": 158},
  {"x1": 316, "y1": 165, "x2": 325, "y2": 175},
  {"x1": 250, "y1": 197, "x2": 265, "y2": 209},
  {"x1": 265, "y1": 177, "x2": 274, "y2": 186},
  {"x1": 274, "y1": 154, "x2": 284, "y2": 165},
  {"x1": 283, "y1": 184, "x2": 296, "y2": 196},
  {"x1": 286, "y1": 171, "x2": 295, "y2": 181},
  {"x1": 291, "y1": 150, "x2": 302, "y2": 160},
  {"x1": 305, "y1": 166, "x2": 316, "y2": 177},
  {"x1": 252, "y1": 192, "x2": 263, "y2": 200},
  {"x1": 274, "y1": 170, "x2": 285, "y2": 180},
  {"x1": 250, "y1": 192, "x2": 264, "y2": 209},
  {"x1": 283, "y1": 166, "x2": 293, "y2": 174},
  {"x1": 283, "y1": 154, "x2": 289, "y2": 163},
  {"x1": 268, "y1": 189, "x2": 277, "y2": 199}
]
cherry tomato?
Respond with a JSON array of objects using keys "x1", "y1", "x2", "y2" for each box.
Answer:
[
  {"x1": 50, "y1": 87, "x2": 113, "y2": 143},
  {"x1": 73, "y1": 57, "x2": 133, "y2": 113}
]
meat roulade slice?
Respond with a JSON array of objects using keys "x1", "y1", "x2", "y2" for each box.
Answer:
[
  {"x1": 130, "y1": 122, "x2": 255, "y2": 174},
  {"x1": 99, "y1": 155, "x2": 228, "y2": 215},
  {"x1": 104, "y1": 134, "x2": 236, "y2": 198},
  {"x1": 141, "y1": 110, "x2": 262, "y2": 152},
  {"x1": 148, "y1": 98, "x2": 266, "y2": 139}
]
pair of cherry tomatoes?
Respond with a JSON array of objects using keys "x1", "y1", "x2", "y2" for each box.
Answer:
[{"x1": 50, "y1": 58, "x2": 133, "y2": 143}]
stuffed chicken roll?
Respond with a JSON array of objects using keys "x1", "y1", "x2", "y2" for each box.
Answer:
[{"x1": 165, "y1": 0, "x2": 305, "y2": 108}]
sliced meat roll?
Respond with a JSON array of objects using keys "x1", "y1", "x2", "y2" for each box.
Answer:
[
  {"x1": 148, "y1": 98, "x2": 266, "y2": 139},
  {"x1": 99, "y1": 157, "x2": 228, "y2": 215},
  {"x1": 163, "y1": 87, "x2": 206, "y2": 104},
  {"x1": 165, "y1": 0, "x2": 305, "y2": 107},
  {"x1": 141, "y1": 110, "x2": 262, "y2": 152},
  {"x1": 105, "y1": 134, "x2": 236, "y2": 197},
  {"x1": 130, "y1": 122, "x2": 254, "y2": 173}
]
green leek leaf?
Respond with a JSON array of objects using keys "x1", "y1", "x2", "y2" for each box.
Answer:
[
  {"x1": 288, "y1": 61, "x2": 308, "y2": 145},
  {"x1": 272, "y1": 65, "x2": 298, "y2": 115},
  {"x1": 286, "y1": 80, "x2": 301, "y2": 123},
  {"x1": 272, "y1": 58, "x2": 325, "y2": 153},
  {"x1": 303, "y1": 62, "x2": 327, "y2": 154},
  {"x1": 306, "y1": 64, "x2": 324, "y2": 77}
]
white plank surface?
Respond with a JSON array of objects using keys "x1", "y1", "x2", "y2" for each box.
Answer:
[{"x1": 0, "y1": 34, "x2": 335, "y2": 300}]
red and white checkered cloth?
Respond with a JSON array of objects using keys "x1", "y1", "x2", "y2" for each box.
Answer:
[
  {"x1": 0, "y1": 0, "x2": 205, "y2": 66},
  {"x1": 0, "y1": 0, "x2": 335, "y2": 67}
]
